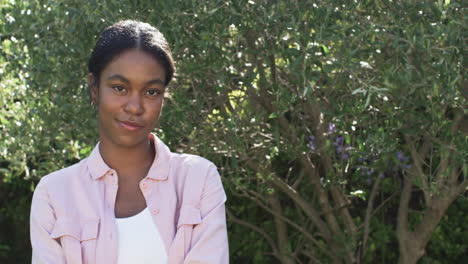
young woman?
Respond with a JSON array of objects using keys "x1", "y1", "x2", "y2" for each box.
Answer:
[{"x1": 30, "y1": 20, "x2": 229, "y2": 264}]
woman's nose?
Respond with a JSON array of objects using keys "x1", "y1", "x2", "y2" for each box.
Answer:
[{"x1": 124, "y1": 94, "x2": 144, "y2": 115}]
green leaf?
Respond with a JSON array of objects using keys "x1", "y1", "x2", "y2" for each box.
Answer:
[
  {"x1": 365, "y1": 93, "x2": 371, "y2": 108},
  {"x1": 352, "y1": 88, "x2": 367, "y2": 95}
]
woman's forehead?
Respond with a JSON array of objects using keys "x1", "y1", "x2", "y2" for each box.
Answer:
[{"x1": 101, "y1": 49, "x2": 166, "y2": 84}]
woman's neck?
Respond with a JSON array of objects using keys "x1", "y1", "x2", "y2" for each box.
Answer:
[{"x1": 98, "y1": 136, "x2": 155, "y2": 180}]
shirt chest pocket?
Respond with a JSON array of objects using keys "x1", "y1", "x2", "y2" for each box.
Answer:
[{"x1": 51, "y1": 218, "x2": 100, "y2": 264}]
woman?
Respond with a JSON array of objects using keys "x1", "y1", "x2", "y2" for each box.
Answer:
[{"x1": 30, "y1": 20, "x2": 229, "y2": 264}]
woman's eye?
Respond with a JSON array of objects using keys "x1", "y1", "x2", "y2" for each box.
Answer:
[
  {"x1": 146, "y1": 89, "x2": 160, "y2": 96},
  {"x1": 112, "y1": 85, "x2": 126, "y2": 92}
]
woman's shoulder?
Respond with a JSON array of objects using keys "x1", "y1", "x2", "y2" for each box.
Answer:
[
  {"x1": 168, "y1": 153, "x2": 226, "y2": 207},
  {"x1": 171, "y1": 152, "x2": 215, "y2": 168},
  {"x1": 168, "y1": 152, "x2": 221, "y2": 185},
  {"x1": 35, "y1": 158, "x2": 89, "y2": 191},
  {"x1": 169, "y1": 152, "x2": 219, "y2": 178}
]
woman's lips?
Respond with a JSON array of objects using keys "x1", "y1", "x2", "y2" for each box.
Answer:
[{"x1": 118, "y1": 121, "x2": 143, "y2": 131}]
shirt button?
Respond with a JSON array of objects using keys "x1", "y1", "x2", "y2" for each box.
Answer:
[
  {"x1": 141, "y1": 182, "x2": 148, "y2": 189},
  {"x1": 152, "y1": 208, "x2": 159, "y2": 215}
]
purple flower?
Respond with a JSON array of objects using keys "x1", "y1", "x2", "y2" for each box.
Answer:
[
  {"x1": 359, "y1": 166, "x2": 374, "y2": 176},
  {"x1": 307, "y1": 135, "x2": 316, "y2": 151},
  {"x1": 378, "y1": 172, "x2": 385, "y2": 179},
  {"x1": 396, "y1": 151, "x2": 409, "y2": 162},
  {"x1": 334, "y1": 135, "x2": 345, "y2": 146},
  {"x1": 333, "y1": 135, "x2": 351, "y2": 160},
  {"x1": 336, "y1": 145, "x2": 350, "y2": 160},
  {"x1": 395, "y1": 151, "x2": 412, "y2": 170},
  {"x1": 336, "y1": 145, "x2": 344, "y2": 153}
]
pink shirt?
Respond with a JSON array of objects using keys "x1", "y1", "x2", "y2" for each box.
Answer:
[{"x1": 30, "y1": 133, "x2": 229, "y2": 264}]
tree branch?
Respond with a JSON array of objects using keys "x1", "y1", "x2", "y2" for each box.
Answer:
[
  {"x1": 226, "y1": 208, "x2": 280, "y2": 258},
  {"x1": 405, "y1": 134, "x2": 432, "y2": 205},
  {"x1": 357, "y1": 176, "x2": 382, "y2": 262},
  {"x1": 235, "y1": 182, "x2": 334, "y2": 259}
]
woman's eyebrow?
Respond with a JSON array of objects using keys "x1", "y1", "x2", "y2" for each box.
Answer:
[
  {"x1": 146, "y1": 79, "x2": 165, "y2": 86},
  {"x1": 107, "y1": 74, "x2": 130, "y2": 83},
  {"x1": 107, "y1": 74, "x2": 164, "y2": 86}
]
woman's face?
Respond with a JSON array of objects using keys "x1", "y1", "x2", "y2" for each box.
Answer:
[{"x1": 91, "y1": 49, "x2": 166, "y2": 149}]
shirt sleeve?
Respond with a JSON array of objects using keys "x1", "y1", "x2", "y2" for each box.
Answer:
[
  {"x1": 30, "y1": 177, "x2": 66, "y2": 264},
  {"x1": 184, "y1": 163, "x2": 229, "y2": 263}
]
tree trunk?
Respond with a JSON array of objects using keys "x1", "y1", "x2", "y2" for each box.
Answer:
[
  {"x1": 397, "y1": 179, "x2": 466, "y2": 264},
  {"x1": 397, "y1": 232, "x2": 425, "y2": 264},
  {"x1": 269, "y1": 192, "x2": 296, "y2": 264}
]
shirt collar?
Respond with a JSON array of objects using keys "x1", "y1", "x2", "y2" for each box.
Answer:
[
  {"x1": 146, "y1": 133, "x2": 170, "y2": 181},
  {"x1": 87, "y1": 133, "x2": 171, "y2": 181}
]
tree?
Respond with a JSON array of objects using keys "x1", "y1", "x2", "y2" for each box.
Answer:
[{"x1": 1, "y1": 0, "x2": 466, "y2": 263}]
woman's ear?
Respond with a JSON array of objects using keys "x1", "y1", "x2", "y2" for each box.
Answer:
[{"x1": 88, "y1": 73, "x2": 98, "y2": 107}]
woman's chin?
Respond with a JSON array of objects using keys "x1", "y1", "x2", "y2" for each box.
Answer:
[{"x1": 101, "y1": 132, "x2": 150, "y2": 150}]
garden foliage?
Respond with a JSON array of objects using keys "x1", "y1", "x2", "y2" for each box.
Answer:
[{"x1": 0, "y1": 0, "x2": 466, "y2": 263}]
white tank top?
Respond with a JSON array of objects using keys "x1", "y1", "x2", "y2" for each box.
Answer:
[{"x1": 116, "y1": 208, "x2": 168, "y2": 264}]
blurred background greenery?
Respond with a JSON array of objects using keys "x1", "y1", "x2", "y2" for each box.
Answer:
[{"x1": 0, "y1": 0, "x2": 466, "y2": 263}]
